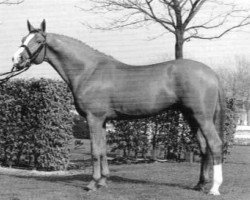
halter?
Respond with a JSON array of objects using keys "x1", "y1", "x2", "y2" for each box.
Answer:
[
  {"x1": 20, "y1": 30, "x2": 47, "y2": 64},
  {"x1": 0, "y1": 31, "x2": 47, "y2": 84}
]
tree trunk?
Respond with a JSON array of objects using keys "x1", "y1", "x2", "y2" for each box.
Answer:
[
  {"x1": 185, "y1": 151, "x2": 194, "y2": 163},
  {"x1": 152, "y1": 144, "x2": 157, "y2": 161},
  {"x1": 123, "y1": 148, "x2": 127, "y2": 157},
  {"x1": 134, "y1": 150, "x2": 138, "y2": 159},
  {"x1": 247, "y1": 109, "x2": 250, "y2": 126},
  {"x1": 246, "y1": 96, "x2": 250, "y2": 126},
  {"x1": 175, "y1": 30, "x2": 184, "y2": 59},
  {"x1": 151, "y1": 123, "x2": 159, "y2": 161}
]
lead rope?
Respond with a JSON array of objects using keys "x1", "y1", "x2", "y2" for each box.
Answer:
[{"x1": 0, "y1": 65, "x2": 30, "y2": 84}]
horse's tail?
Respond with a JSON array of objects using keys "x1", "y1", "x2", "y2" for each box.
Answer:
[{"x1": 214, "y1": 83, "x2": 225, "y2": 148}]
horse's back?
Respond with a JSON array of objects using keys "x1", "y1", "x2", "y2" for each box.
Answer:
[
  {"x1": 109, "y1": 59, "x2": 219, "y2": 117},
  {"x1": 114, "y1": 59, "x2": 218, "y2": 80},
  {"x1": 113, "y1": 59, "x2": 219, "y2": 94}
]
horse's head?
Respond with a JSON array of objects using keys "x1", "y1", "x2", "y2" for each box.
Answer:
[{"x1": 12, "y1": 20, "x2": 47, "y2": 70}]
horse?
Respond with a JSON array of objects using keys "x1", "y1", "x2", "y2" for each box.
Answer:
[{"x1": 12, "y1": 20, "x2": 224, "y2": 195}]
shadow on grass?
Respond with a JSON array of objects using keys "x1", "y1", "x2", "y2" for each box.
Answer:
[
  {"x1": 225, "y1": 161, "x2": 249, "y2": 165},
  {"x1": 12, "y1": 173, "x2": 194, "y2": 191}
]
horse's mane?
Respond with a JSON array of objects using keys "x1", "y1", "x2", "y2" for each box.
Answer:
[{"x1": 50, "y1": 33, "x2": 118, "y2": 62}]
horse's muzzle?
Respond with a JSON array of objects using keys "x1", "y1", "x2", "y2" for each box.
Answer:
[{"x1": 13, "y1": 60, "x2": 31, "y2": 71}]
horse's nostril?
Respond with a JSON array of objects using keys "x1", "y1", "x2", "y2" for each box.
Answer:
[{"x1": 12, "y1": 57, "x2": 14, "y2": 62}]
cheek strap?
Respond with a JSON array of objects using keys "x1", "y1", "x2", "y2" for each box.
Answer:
[
  {"x1": 20, "y1": 42, "x2": 46, "y2": 62},
  {"x1": 20, "y1": 44, "x2": 32, "y2": 58}
]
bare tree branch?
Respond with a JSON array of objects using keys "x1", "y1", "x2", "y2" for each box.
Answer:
[
  {"x1": 164, "y1": 2, "x2": 176, "y2": 27},
  {"x1": 78, "y1": 0, "x2": 176, "y2": 33},
  {"x1": 143, "y1": 0, "x2": 176, "y2": 33},
  {"x1": 183, "y1": 0, "x2": 206, "y2": 28},
  {"x1": 184, "y1": 16, "x2": 250, "y2": 41},
  {"x1": 0, "y1": 0, "x2": 24, "y2": 4},
  {"x1": 77, "y1": 0, "x2": 250, "y2": 59}
]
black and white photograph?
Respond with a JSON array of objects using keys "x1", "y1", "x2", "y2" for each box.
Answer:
[{"x1": 0, "y1": 0, "x2": 250, "y2": 199}]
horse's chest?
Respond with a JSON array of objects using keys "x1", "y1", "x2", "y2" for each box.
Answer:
[{"x1": 73, "y1": 84, "x2": 113, "y2": 115}]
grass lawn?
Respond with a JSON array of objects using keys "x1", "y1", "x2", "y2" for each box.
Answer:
[{"x1": 0, "y1": 143, "x2": 249, "y2": 200}]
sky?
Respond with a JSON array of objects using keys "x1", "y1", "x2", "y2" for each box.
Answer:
[{"x1": 1, "y1": 0, "x2": 250, "y2": 79}]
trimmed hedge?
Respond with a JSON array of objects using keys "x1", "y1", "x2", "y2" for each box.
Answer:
[
  {"x1": 0, "y1": 79, "x2": 74, "y2": 170},
  {"x1": 107, "y1": 111, "x2": 197, "y2": 161},
  {"x1": 108, "y1": 98, "x2": 237, "y2": 161},
  {"x1": 223, "y1": 98, "x2": 238, "y2": 155}
]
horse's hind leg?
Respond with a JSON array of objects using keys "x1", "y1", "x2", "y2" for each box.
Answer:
[
  {"x1": 86, "y1": 113, "x2": 110, "y2": 191},
  {"x1": 196, "y1": 118, "x2": 223, "y2": 195},
  {"x1": 182, "y1": 111, "x2": 212, "y2": 192},
  {"x1": 194, "y1": 130, "x2": 212, "y2": 191}
]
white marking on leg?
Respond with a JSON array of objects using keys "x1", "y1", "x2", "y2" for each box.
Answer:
[
  {"x1": 13, "y1": 34, "x2": 35, "y2": 64},
  {"x1": 209, "y1": 164, "x2": 223, "y2": 195}
]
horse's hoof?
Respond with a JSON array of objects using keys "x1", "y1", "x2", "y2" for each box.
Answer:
[
  {"x1": 85, "y1": 180, "x2": 98, "y2": 192},
  {"x1": 193, "y1": 185, "x2": 205, "y2": 192},
  {"x1": 98, "y1": 177, "x2": 108, "y2": 188},
  {"x1": 208, "y1": 190, "x2": 221, "y2": 196},
  {"x1": 193, "y1": 184, "x2": 205, "y2": 192}
]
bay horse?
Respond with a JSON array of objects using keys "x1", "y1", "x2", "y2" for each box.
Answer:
[{"x1": 12, "y1": 20, "x2": 224, "y2": 195}]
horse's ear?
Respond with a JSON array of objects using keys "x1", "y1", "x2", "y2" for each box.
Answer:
[
  {"x1": 27, "y1": 20, "x2": 35, "y2": 32},
  {"x1": 40, "y1": 19, "x2": 46, "y2": 32}
]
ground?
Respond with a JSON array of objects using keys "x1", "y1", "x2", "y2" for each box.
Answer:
[{"x1": 0, "y1": 145, "x2": 249, "y2": 200}]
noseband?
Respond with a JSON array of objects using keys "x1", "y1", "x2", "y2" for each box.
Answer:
[
  {"x1": 20, "y1": 31, "x2": 47, "y2": 64},
  {"x1": 0, "y1": 32, "x2": 47, "y2": 84}
]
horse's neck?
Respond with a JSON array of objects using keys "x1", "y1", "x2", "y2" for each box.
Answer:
[{"x1": 45, "y1": 33, "x2": 100, "y2": 88}]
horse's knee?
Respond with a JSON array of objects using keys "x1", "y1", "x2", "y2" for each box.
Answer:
[{"x1": 197, "y1": 130, "x2": 207, "y2": 154}]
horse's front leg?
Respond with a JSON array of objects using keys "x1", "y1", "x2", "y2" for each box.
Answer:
[{"x1": 86, "y1": 113, "x2": 109, "y2": 191}]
